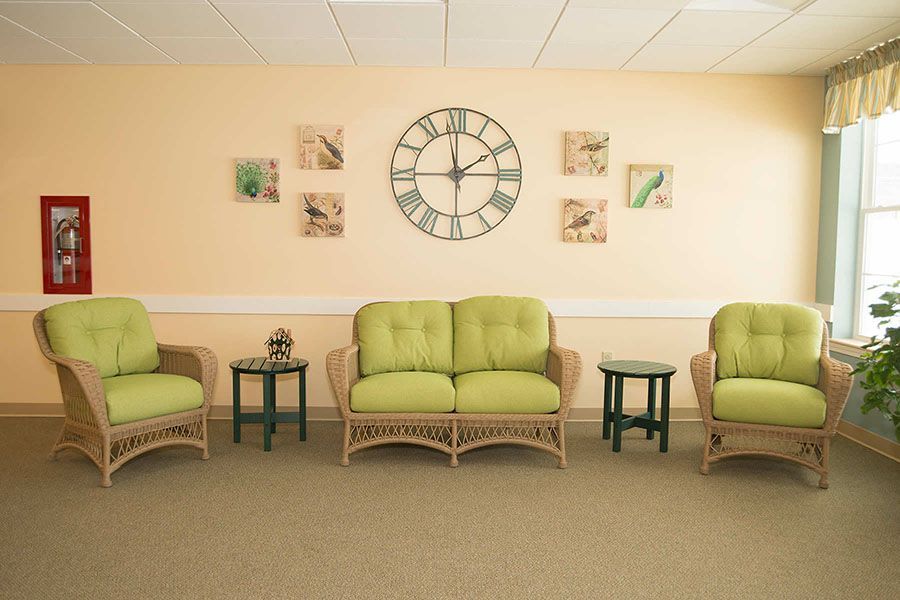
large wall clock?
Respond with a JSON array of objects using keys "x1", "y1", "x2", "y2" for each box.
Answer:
[{"x1": 390, "y1": 108, "x2": 522, "y2": 240}]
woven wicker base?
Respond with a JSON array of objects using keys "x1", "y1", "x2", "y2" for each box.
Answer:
[{"x1": 343, "y1": 416, "x2": 566, "y2": 468}]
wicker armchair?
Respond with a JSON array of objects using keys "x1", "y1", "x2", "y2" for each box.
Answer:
[
  {"x1": 691, "y1": 307, "x2": 853, "y2": 489},
  {"x1": 327, "y1": 299, "x2": 582, "y2": 468},
  {"x1": 34, "y1": 302, "x2": 217, "y2": 487}
]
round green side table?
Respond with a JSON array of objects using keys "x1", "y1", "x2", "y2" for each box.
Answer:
[{"x1": 598, "y1": 360, "x2": 677, "y2": 453}]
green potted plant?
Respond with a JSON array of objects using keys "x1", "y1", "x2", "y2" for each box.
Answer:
[{"x1": 853, "y1": 280, "x2": 900, "y2": 441}]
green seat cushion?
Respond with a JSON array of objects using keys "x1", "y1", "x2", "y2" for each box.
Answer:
[
  {"x1": 714, "y1": 302, "x2": 822, "y2": 386},
  {"x1": 350, "y1": 372, "x2": 455, "y2": 413},
  {"x1": 44, "y1": 298, "x2": 160, "y2": 379},
  {"x1": 102, "y1": 374, "x2": 203, "y2": 426},
  {"x1": 357, "y1": 301, "x2": 453, "y2": 377},
  {"x1": 712, "y1": 378, "x2": 826, "y2": 428},
  {"x1": 454, "y1": 371, "x2": 560, "y2": 414},
  {"x1": 453, "y1": 296, "x2": 550, "y2": 375}
]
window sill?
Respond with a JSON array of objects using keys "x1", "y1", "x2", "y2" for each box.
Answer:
[{"x1": 830, "y1": 338, "x2": 867, "y2": 358}]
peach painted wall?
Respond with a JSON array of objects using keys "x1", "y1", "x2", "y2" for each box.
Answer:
[{"x1": 0, "y1": 65, "x2": 824, "y2": 415}]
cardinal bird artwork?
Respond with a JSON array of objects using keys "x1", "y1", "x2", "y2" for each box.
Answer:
[
  {"x1": 565, "y1": 131, "x2": 609, "y2": 176},
  {"x1": 629, "y1": 164, "x2": 673, "y2": 208},
  {"x1": 301, "y1": 192, "x2": 344, "y2": 237},
  {"x1": 563, "y1": 199, "x2": 607, "y2": 243},
  {"x1": 300, "y1": 124, "x2": 344, "y2": 170}
]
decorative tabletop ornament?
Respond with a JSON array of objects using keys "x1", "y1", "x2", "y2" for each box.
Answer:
[{"x1": 265, "y1": 328, "x2": 295, "y2": 361}]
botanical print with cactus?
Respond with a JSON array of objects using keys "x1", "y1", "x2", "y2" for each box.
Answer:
[
  {"x1": 630, "y1": 164, "x2": 673, "y2": 208},
  {"x1": 235, "y1": 158, "x2": 279, "y2": 203},
  {"x1": 565, "y1": 131, "x2": 609, "y2": 176},
  {"x1": 301, "y1": 193, "x2": 344, "y2": 237},
  {"x1": 563, "y1": 199, "x2": 607, "y2": 243},
  {"x1": 300, "y1": 124, "x2": 344, "y2": 170}
]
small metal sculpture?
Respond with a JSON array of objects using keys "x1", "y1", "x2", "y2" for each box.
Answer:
[{"x1": 265, "y1": 328, "x2": 294, "y2": 361}]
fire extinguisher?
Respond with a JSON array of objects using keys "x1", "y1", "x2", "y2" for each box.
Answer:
[{"x1": 56, "y1": 216, "x2": 81, "y2": 284}]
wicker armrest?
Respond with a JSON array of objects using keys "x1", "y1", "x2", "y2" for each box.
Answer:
[
  {"x1": 547, "y1": 344, "x2": 582, "y2": 419},
  {"x1": 690, "y1": 350, "x2": 717, "y2": 424},
  {"x1": 157, "y1": 344, "x2": 218, "y2": 410},
  {"x1": 48, "y1": 354, "x2": 110, "y2": 429},
  {"x1": 327, "y1": 343, "x2": 359, "y2": 418},
  {"x1": 819, "y1": 355, "x2": 853, "y2": 434}
]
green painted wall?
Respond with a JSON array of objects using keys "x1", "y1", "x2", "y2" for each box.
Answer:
[{"x1": 832, "y1": 351, "x2": 896, "y2": 442}]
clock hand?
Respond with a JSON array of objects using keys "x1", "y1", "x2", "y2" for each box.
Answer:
[
  {"x1": 445, "y1": 123, "x2": 460, "y2": 192},
  {"x1": 460, "y1": 154, "x2": 490, "y2": 172}
]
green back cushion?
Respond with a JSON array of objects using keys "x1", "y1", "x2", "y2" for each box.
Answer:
[
  {"x1": 44, "y1": 298, "x2": 160, "y2": 378},
  {"x1": 357, "y1": 301, "x2": 453, "y2": 376},
  {"x1": 453, "y1": 296, "x2": 549, "y2": 375},
  {"x1": 714, "y1": 302, "x2": 822, "y2": 386}
]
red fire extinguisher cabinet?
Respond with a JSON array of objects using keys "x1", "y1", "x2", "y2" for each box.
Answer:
[{"x1": 40, "y1": 196, "x2": 92, "y2": 295}]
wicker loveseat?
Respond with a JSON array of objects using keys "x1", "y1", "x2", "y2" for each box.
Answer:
[
  {"x1": 34, "y1": 298, "x2": 217, "y2": 487},
  {"x1": 691, "y1": 302, "x2": 853, "y2": 488},
  {"x1": 326, "y1": 296, "x2": 582, "y2": 467}
]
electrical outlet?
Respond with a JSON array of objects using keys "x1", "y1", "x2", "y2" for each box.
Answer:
[{"x1": 601, "y1": 352, "x2": 613, "y2": 362}]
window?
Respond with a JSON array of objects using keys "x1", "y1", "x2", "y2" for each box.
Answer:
[{"x1": 856, "y1": 111, "x2": 900, "y2": 339}]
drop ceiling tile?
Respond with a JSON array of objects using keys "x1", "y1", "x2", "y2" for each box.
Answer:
[
  {"x1": 449, "y1": 4, "x2": 560, "y2": 41},
  {"x1": 536, "y1": 39, "x2": 641, "y2": 69},
  {"x1": 624, "y1": 43, "x2": 736, "y2": 72},
  {"x1": 347, "y1": 37, "x2": 443, "y2": 66},
  {"x1": 450, "y1": 0, "x2": 563, "y2": 6},
  {"x1": 753, "y1": 15, "x2": 896, "y2": 49},
  {"x1": 249, "y1": 37, "x2": 351, "y2": 64},
  {"x1": 791, "y1": 49, "x2": 857, "y2": 75},
  {"x1": 98, "y1": 3, "x2": 235, "y2": 37},
  {"x1": 447, "y1": 38, "x2": 542, "y2": 67},
  {"x1": 683, "y1": 0, "x2": 805, "y2": 11},
  {"x1": 148, "y1": 36, "x2": 262, "y2": 62},
  {"x1": 710, "y1": 46, "x2": 830, "y2": 73},
  {"x1": 51, "y1": 36, "x2": 175, "y2": 63},
  {"x1": 101, "y1": 0, "x2": 209, "y2": 3},
  {"x1": 801, "y1": 0, "x2": 900, "y2": 18},
  {"x1": 332, "y1": 3, "x2": 444, "y2": 39},
  {"x1": 0, "y1": 2, "x2": 134, "y2": 38},
  {"x1": 215, "y1": 3, "x2": 338, "y2": 38},
  {"x1": 653, "y1": 10, "x2": 787, "y2": 46},
  {"x1": 569, "y1": 1, "x2": 689, "y2": 7},
  {"x1": 0, "y1": 16, "x2": 31, "y2": 37},
  {"x1": 0, "y1": 31, "x2": 86, "y2": 63},
  {"x1": 552, "y1": 7, "x2": 678, "y2": 44},
  {"x1": 845, "y1": 19, "x2": 900, "y2": 50}
]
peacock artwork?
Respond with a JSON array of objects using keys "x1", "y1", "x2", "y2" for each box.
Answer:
[
  {"x1": 563, "y1": 199, "x2": 607, "y2": 243},
  {"x1": 629, "y1": 164, "x2": 673, "y2": 208},
  {"x1": 235, "y1": 158, "x2": 280, "y2": 203},
  {"x1": 301, "y1": 192, "x2": 344, "y2": 237},
  {"x1": 565, "y1": 131, "x2": 609, "y2": 176},
  {"x1": 300, "y1": 124, "x2": 344, "y2": 170}
]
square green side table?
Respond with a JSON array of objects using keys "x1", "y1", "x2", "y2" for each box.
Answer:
[{"x1": 230, "y1": 357, "x2": 309, "y2": 452}]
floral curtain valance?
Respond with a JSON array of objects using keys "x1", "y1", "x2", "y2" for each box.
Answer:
[{"x1": 823, "y1": 38, "x2": 900, "y2": 134}]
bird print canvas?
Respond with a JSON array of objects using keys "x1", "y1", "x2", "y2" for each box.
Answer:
[
  {"x1": 629, "y1": 164, "x2": 673, "y2": 208},
  {"x1": 301, "y1": 193, "x2": 344, "y2": 237},
  {"x1": 563, "y1": 199, "x2": 607, "y2": 243},
  {"x1": 235, "y1": 158, "x2": 279, "y2": 203},
  {"x1": 300, "y1": 124, "x2": 344, "y2": 170},
  {"x1": 565, "y1": 131, "x2": 609, "y2": 176}
]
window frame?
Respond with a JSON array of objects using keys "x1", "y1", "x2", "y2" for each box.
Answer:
[{"x1": 853, "y1": 116, "x2": 900, "y2": 340}]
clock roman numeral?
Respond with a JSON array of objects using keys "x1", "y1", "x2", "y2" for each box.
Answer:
[
  {"x1": 398, "y1": 140, "x2": 422, "y2": 155},
  {"x1": 477, "y1": 211, "x2": 492, "y2": 232},
  {"x1": 450, "y1": 216, "x2": 463, "y2": 239},
  {"x1": 492, "y1": 140, "x2": 515, "y2": 155},
  {"x1": 417, "y1": 207, "x2": 438, "y2": 233},
  {"x1": 391, "y1": 167, "x2": 415, "y2": 181},
  {"x1": 476, "y1": 117, "x2": 490, "y2": 139},
  {"x1": 489, "y1": 190, "x2": 515, "y2": 213},
  {"x1": 498, "y1": 168, "x2": 521, "y2": 182},
  {"x1": 416, "y1": 116, "x2": 439, "y2": 140},
  {"x1": 448, "y1": 109, "x2": 467, "y2": 133},
  {"x1": 397, "y1": 189, "x2": 423, "y2": 215}
]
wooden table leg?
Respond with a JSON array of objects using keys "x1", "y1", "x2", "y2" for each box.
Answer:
[
  {"x1": 646, "y1": 377, "x2": 656, "y2": 440},
  {"x1": 660, "y1": 375, "x2": 671, "y2": 453},
  {"x1": 612, "y1": 375, "x2": 624, "y2": 452},
  {"x1": 602, "y1": 372, "x2": 612, "y2": 440},
  {"x1": 232, "y1": 370, "x2": 241, "y2": 443},
  {"x1": 263, "y1": 374, "x2": 273, "y2": 452},
  {"x1": 299, "y1": 368, "x2": 307, "y2": 442}
]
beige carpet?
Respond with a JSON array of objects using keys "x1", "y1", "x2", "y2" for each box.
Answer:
[{"x1": 0, "y1": 418, "x2": 898, "y2": 600}]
